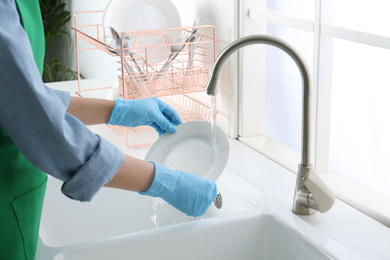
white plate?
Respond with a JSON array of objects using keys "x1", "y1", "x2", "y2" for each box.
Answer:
[
  {"x1": 103, "y1": 0, "x2": 182, "y2": 64},
  {"x1": 145, "y1": 121, "x2": 229, "y2": 181}
]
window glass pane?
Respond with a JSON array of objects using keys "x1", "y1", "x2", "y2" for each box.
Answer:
[
  {"x1": 267, "y1": 0, "x2": 314, "y2": 21},
  {"x1": 265, "y1": 24, "x2": 313, "y2": 152},
  {"x1": 330, "y1": 39, "x2": 390, "y2": 198},
  {"x1": 334, "y1": 0, "x2": 390, "y2": 37}
]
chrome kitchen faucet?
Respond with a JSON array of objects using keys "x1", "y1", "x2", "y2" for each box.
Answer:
[{"x1": 205, "y1": 35, "x2": 334, "y2": 215}]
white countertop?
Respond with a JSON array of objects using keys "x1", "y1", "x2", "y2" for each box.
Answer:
[
  {"x1": 46, "y1": 79, "x2": 390, "y2": 260},
  {"x1": 226, "y1": 139, "x2": 390, "y2": 260}
]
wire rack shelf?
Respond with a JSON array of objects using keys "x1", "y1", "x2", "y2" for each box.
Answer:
[{"x1": 73, "y1": 10, "x2": 217, "y2": 148}]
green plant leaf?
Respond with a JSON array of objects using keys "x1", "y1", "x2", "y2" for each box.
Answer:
[
  {"x1": 42, "y1": 58, "x2": 81, "y2": 83},
  {"x1": 40, "y1": 0, "x2": 78, "y2": 82}
]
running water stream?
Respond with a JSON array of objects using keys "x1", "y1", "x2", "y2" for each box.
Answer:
[{"x1": 209, "y1": 95, "x2": 219, "y2": 157}]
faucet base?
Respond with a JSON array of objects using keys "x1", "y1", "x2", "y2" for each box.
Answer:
[
  {"x1": 292, "y1": 164, "x2": 317, "y2": 215},
  {"x1": 292, "y1": 164, "x2": 335, "y2": 214},
  {"x1": 292, "y1": 208, "x2": 316, "y2": 215},
  {"x1": 292, "y1": 192, "x2": 317, "y2": 215}
]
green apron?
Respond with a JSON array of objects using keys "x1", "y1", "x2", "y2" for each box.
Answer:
[{"x1": 0, "y1": 1, "x2": 47, "y2": 259}]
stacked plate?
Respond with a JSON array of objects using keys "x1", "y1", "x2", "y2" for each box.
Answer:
[{"x1": 103, "y1": 0, "x2": 182, "y2": 64}]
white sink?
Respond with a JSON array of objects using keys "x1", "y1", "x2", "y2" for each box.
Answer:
[
  {"x1": 37, "y1": 174, "x2": 259, "y2": 251},
  {"x1": 44, "y1": 209, "x2": 359, "y2": 260},
  {"x1": 37, "y1": 172, "x2": 359, "y2": 260}
]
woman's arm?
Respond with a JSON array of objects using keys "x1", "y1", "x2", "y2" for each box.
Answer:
[
  {"x1": 67, "y1": 96, "x2": 115, "y2": 125},
  {"x1": 67, "y1": 96, "x2": 183, "y2": 136},
  {"x1": 0, "y1": 0, "x2": 125, "y2": 202},
  {"x1": 66, "y1": 97, "x2": 155, "y2": 191},
  {"x1": 104, "y1": 154, "x2": 155, "y2": 192}
]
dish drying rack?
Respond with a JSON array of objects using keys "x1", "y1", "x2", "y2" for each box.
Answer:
[{"x1": 73, "y1": 10, "x2": 217, "y2": 148}]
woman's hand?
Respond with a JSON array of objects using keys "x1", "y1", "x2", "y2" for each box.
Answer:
[
  {"x1": 107, "y1": 97, "x2": 183, "y2": 135},
  {"x1": 140, "y1": 162, "x2": 217, "y2": 217}
]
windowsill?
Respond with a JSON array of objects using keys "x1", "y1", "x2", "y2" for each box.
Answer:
[{"x1": 238, "y1": 134, "x2": 390, "y2": 227}]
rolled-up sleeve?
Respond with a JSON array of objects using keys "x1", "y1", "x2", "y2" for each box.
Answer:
[
  {"x1": 50, "y1": 87, "x2": 71, "y2": 108},
  {"x1": 0, "y1": 0, "x2": 124, "y2": 202}
]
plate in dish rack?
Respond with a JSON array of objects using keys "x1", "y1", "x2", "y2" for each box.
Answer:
[
  {"x1": 145, "y1": 121, "x2": 230, "y2": 182},
  {"x1": 103, "y1": 0, "x2": 182, "y2": 64}
]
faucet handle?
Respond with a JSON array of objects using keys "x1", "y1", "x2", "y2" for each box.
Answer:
[{"x1": 304, "y1": 171, "x2": 335, "y2": 213}]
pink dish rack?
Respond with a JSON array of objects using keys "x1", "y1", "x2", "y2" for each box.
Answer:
[{"x1": 72, "y1": 10, "x2": 217, "y2": 148}]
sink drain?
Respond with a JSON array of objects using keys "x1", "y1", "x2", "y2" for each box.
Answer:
[{"x1": 214, "y1": 190, "x2": 223, "y2": 209}]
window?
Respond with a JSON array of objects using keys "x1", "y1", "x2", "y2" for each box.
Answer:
[{"x1": 238, "y1": 0, "x2": 390, "y2": 226}]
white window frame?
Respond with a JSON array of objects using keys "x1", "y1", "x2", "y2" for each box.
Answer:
[{"x1": 237, "y1": 0, "x2": 390, "y2": 227}]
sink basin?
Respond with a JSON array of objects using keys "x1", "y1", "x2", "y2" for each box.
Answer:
[
  {"x1": 37, "y1": 172, "x2": 358, "y2": 260},
  {"x1": 46, "y1": 210, "x2": 358, "y2": 260},
  {"x1": 38, "y1": 174, "x2": 259, "y2": 248}
]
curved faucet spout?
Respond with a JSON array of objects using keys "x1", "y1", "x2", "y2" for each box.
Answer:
[
  {"x1": 206, "y1": 34, "x2": 311, "y2": 166},
  {"x1": 206, "y1": 34, "x2": 334, "y2": 215}
]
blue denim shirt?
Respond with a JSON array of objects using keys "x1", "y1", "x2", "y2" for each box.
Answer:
[{"x1": 0, "y1": 0, "x2": 124, "y2": 201}]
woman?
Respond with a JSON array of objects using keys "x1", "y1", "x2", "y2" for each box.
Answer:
[{"x1": 0, "y1": 1, "x2": 217, "y2": 259}]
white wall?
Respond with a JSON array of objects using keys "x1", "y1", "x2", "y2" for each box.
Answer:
[
  {"x1": 66, "y1": 0, "x2": 116, "y2": 78},
  {"x1": 171, "y1": 0, "x2": 239, "y2": 136}
]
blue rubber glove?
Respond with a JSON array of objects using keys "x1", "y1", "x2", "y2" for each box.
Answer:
[
  {"x1": 140, "y1": 162, "x2": 217, "y2": 217},
  {"x1": 107, "y1": 97, "x2": 182, "y2": 135}
]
